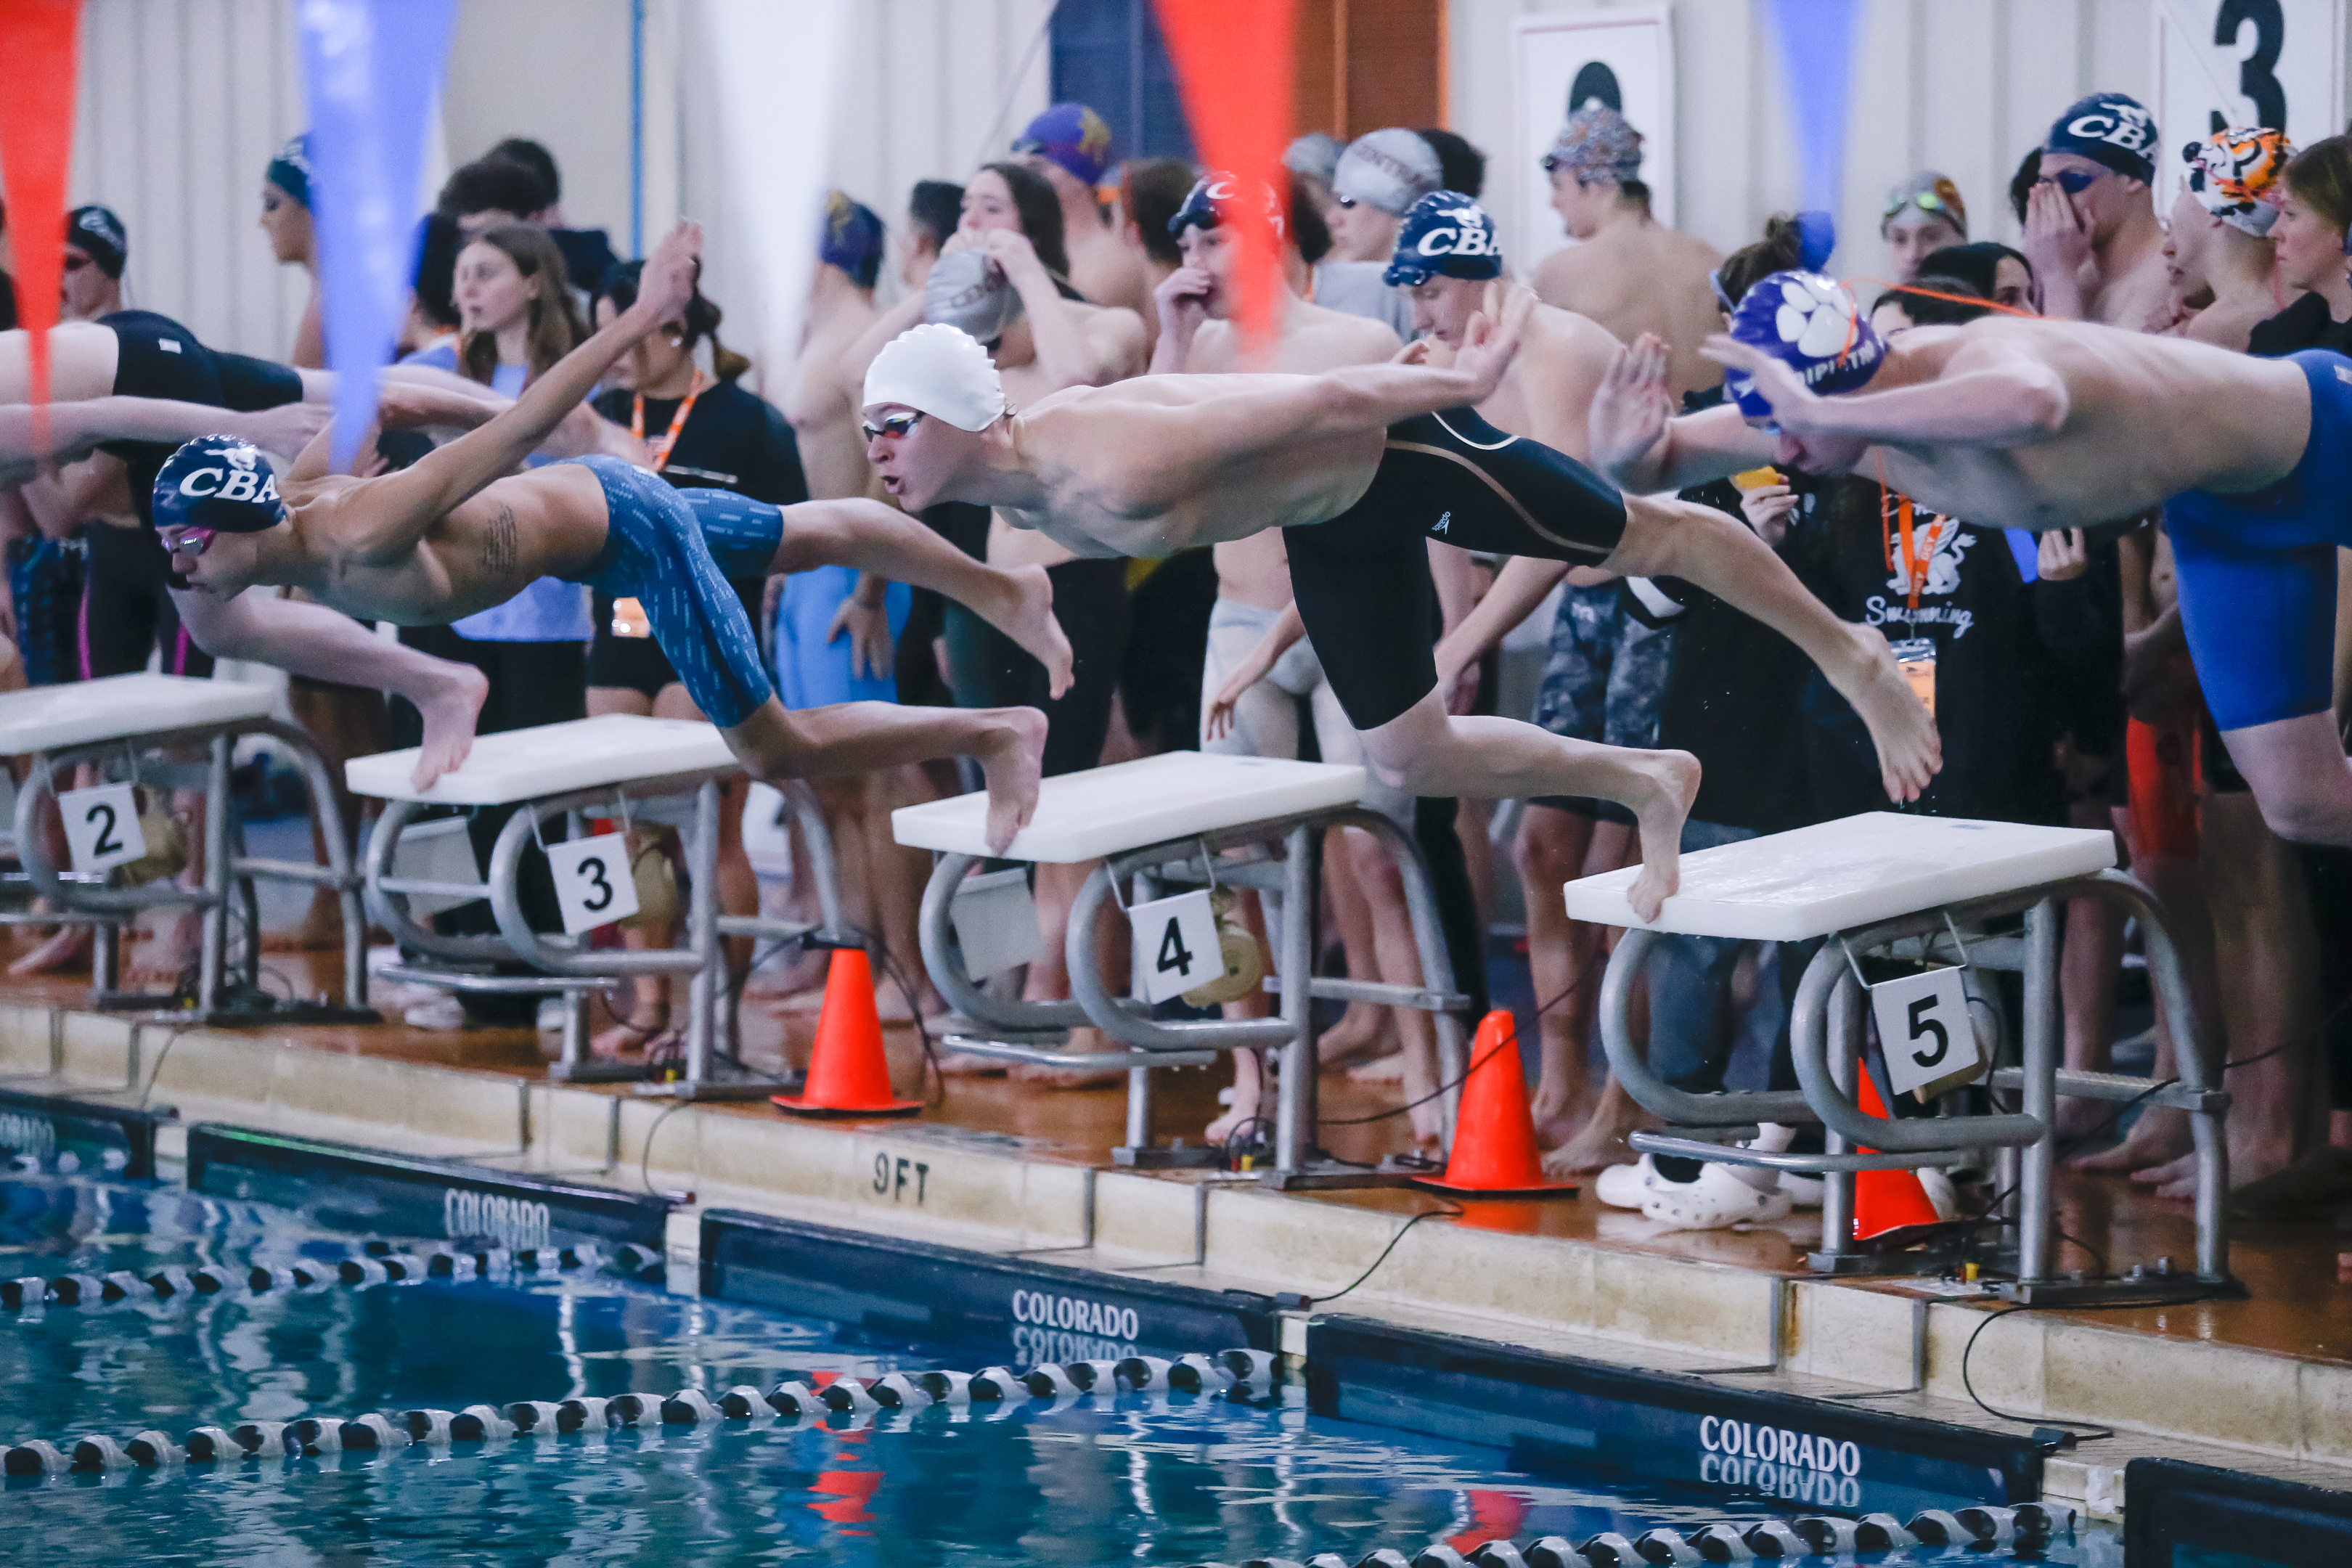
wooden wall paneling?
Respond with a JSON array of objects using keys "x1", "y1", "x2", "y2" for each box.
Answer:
[
  {"x1": 1344, "y1": 0, "x2": 1443, "y2": 136},
  {"x1": 1296, "y1": 0, "x2": 1340, "y2": 139}
]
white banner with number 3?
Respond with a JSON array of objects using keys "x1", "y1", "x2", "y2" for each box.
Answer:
[
  {"x1": 1869, "y1": 964, "x2": 1981, "y2": 1101},
  {"x1": 547, "y1": 832, "x2": 640, "y2": 935},
  {"x1": 58, "y1": 782, "x2": 146, "y2": 875},
  {"x1": 1131, "y1": 889, "x2": 1223, "y2": 1005}
]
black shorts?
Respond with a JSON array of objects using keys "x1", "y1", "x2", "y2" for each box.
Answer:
[
  {"x1": 943, "y1": 555, "x2": 1130, "y2": 777},
  {"x1": 1284, "y1": 407, "x2": 1629, "y2": 731},
  {"x1": 100, "y1": 311, "x2": 303, "y2": 528},
  {"x1": 585, "y1": 578, "x2": 764, "y2": 703},
  {"x1": 81, "y1": 522, "x2": 213, "y2": 679}
]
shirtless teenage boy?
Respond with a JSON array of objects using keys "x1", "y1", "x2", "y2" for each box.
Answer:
[
  {"x1": 1597, "y1": 266, "x2": 2352, "y2": 857},
  {"x1": 1530, "y1": 105, "x2": 1721, "y2": 400},
  {"x1": 1152, "y1": 174, "x2": 1434, "y2": 1142},
  {"x1": 153, "y1": 221, "x2": 1071, "y2": 850},
  {"x1": 860, "y1": 277, "x2": 1943, "y2": 920},
  {"x1": 2021, "y1": 92, "x2": 2176, "y2": 329}
]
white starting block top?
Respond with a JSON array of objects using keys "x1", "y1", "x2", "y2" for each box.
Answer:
[
  {"x1": 0, "y1": 672, "x2": 274, "y2": 754},
  {"x1": 891, "y1": 751, "x2": 1368, "y2": 863},
  {"x1": 346, "y1": 714, "x2": 738, "y2": 804},
  {"x1": 1564, "y1": 812, "x2": 2118, "y2": 942}
]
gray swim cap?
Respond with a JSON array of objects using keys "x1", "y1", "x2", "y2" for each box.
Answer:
[
  {"x1": 1283, "y1": 132, "x2": 1342, "y2": 187},
  {"x1": 923, "y1": 249, "x2": 1024, "y2": 344},
  {"x1": 1333, "y1": 128, "x2": 1442, "y2": 216}
]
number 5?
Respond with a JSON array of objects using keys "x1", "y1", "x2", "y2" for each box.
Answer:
[{"x1": 1907, "y1": 996, "x2": 1949, "y2": 1067}]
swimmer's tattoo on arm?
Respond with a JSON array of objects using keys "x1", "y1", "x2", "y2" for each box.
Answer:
[{"x1": 482, "y1": 505, "x2": 518, "y2": 577}]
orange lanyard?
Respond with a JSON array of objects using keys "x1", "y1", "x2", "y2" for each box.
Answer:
[
  {"x1": 631, "y1": 374, "x2": 706, "y2": 473},
  {"x1": 1878, "y1": 483, "x2": 1951, "y2": 611}
]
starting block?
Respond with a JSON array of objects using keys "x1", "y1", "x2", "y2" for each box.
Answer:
[
  {"x1": 1569, "y1": 812, "x2": 2231, "y2": 1303},
  {"x1": 0, "y1": 673, "x2": 375, "y2": 1023},
  {"x1": 894, "y1": 751, "x2": 1471, "y2": 1181},
  {"x1": 350, "y1": 714, "x2": 849, "y2": 1099}
]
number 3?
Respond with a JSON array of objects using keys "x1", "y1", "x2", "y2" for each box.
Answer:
[
  {"x1": 578, "y1": 855, "x2": 614, "y2": 912},
  {"x1": 1907, "y1": 996, "x2": 1949, "y2": 1068},
  {"x1": 2216, "y1": 0, "x2": 2286, "y2": 130}
]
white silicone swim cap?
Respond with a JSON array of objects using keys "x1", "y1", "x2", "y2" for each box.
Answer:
[{"x1": 862, "y1": 322, "x2": 1006, "y2": 433}]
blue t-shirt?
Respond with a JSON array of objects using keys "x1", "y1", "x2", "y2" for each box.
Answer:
[{"x1": 395, "y1": 350, "x2": 592, "y2": 642}]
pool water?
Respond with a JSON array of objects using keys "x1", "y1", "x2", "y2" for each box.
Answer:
[{"x1": 0, "y1": 1169, "x2": 2122, "y2": 1566}]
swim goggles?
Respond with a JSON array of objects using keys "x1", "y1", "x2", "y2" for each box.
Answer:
[
  {"x1": 2043, "y1": 168, "x2": 2102, "y2": 195},
  {"x1": 859, "y1": 410, "x2": 926, "y2": 442},
  {"x1": 160, "y1": 526, "x2": 219, "y2": 560},
  {"x1": 1882, "y1": 187, "x2": 1961, "y2": 221}
]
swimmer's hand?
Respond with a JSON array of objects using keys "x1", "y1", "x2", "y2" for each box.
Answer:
[
  {"x1": 1151, "y1": 263, "x2": 1217, "y2": 366},
  {"x1": 1739, "y1": 483, "x2": 1797, "y2": 547},
  {"x1": 2036, "y1": 527, "x2": 2088, "y2": 582},
  {"x1": 1699, "y1": 335, "x2": 1826, "y2": 433},
  {"x1": 1450, "y1": 282, "x2": 1535, "y2": 405},
  {"x1": 828, "y1": 590, "x2": 896, "y2": 682},
  {"x1": 971, "y1": 227, "x2": 1055, "y2": 296},
  {"x1": 232, "y1": 402, "x2": 333, "y2": 466},
  {"x1": 632, "y1": 219, "x2": 706, "y2": 327},
  {"x1": 1589, "y1": 333, "x2": 1675, "y2": 478},
  {"x1": 2021, "y1": 184, "x2": 2091, "y2": 319}
]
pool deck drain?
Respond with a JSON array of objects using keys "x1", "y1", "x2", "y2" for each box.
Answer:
[{"x1": 4, "y1": 997, "x2": 2352, "y2": 1522}]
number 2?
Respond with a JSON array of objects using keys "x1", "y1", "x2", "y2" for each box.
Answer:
[
  {"x1": 1156, "y1": 918, "x2": 1195, "y2": 977},
  {"x1": 577, "y1": 855, "x2": 614, "y2": 912},
  {"x1": 86, "y1": 802, "x2": 123, "y2": 858},
  {"x1": 1907, "y1": 996, "x2": 1950, "y2": 1068}
]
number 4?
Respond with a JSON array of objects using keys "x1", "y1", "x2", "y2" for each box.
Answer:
[{"x1": 1156, "y1": 918, "x2": 1195, "y2": 978}]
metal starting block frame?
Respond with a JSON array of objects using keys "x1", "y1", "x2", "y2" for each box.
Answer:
[
  {"x1": 351, "y1": 716, "x2": 851, "y2": 1101},
  {"x1": 897, "y1": 753, "x2": 1470, "y2": 1184},
  {"x1": 1575, "y1": 812, "x2": 2232, "y2": 1305},
  {"x1": 1, "y1": 674, "x2": 373, "y2": 1024}
]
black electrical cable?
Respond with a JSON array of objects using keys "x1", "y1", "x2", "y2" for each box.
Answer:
[
  {"x1": 1318, "y1": 963, "x2": 1594, "y2": 1128},
  {"x1": 1311, "y1": 1201, "x2": 1465, "y2": 1304}
]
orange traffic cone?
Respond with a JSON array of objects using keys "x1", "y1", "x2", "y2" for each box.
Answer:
[
  {"x1": 1415, "y1": 1011, "x2": 1578, "y2": 1197},
  {"x1": 1851, "y1": 1069, "x2": 1945, "y2": 1241},
  {"x1": 772, "y1": 948, "x2": 921, "y2": 1117}
]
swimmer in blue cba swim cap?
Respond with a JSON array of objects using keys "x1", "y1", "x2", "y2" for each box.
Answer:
[
  {"x1": 1588, "y1": 255, "x2": 2352, "y2": 864},
  {"x1": 147, "y1": 219, "x2": 1076, "y2": 855}
]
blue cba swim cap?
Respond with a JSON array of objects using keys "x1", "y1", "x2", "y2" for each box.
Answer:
[
  {"x1": 1383, "y1": 190, "x2": 1503, "y2": 286},
  {"x1": 1168, "y1": 171, "x2": 1286, "y2": 240},
  {"x1": 1723, "y1": 271, "x2": 1886, "y2": 422},
  {"x1": 153, "y1": 436, "x2": 289, "y2": 533}
]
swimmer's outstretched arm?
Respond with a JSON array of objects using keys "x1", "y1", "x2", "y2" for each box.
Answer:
[
  {"x1": 1589, "y1": 333, "x2": 1773, "y2": 491},
  {"x1": 308, "y1": 220, "x2": 703, "y2": 565},
  {"x1": 1701, "y1": 336, "x2": 2069, "y2": 447},
  {"x1": 0, "y1": 397, "x2": 328, "y2": 486}
]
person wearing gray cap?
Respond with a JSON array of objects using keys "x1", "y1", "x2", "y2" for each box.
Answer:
[
  {"x1": 1283, "y1": 132, "x2": 1343, "y2": 213},
  {"x1": 1323, "y1": 127, "x2": 1442, "y2": 264},
  {"x1": 1531, "y1": 103, "x2": 1722, "y2": 399},
  {"x1": 1309, "y1": 128, "x2": 1437, "y2": 340}
]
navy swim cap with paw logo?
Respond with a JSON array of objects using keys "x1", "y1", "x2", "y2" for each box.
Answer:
[
  {"x1": 1384, "y1": 191, "x2": 1503, "y2": 286},
  {"x1": 1723, "y1": 271, "x2": 1887, "y2": 422},
  {"x1": 153, "y1": 436, "x2": 289, "y2": 533}
]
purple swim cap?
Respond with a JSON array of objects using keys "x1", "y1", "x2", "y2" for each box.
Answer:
[{"x1": 1722, "y1": 271, "x2": 1886, "y2": 422}]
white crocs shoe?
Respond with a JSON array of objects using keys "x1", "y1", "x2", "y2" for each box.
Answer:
[
  {"x1": 1594, "y1": 1156, "x2": 1658, "y2": 1209},
  {"x1": 402, "y1": 995, "x2": 467, "y2": 1032},
  {"x1": 1747, "y1": 1123, "x2": 1823, "y2": 1209},
  {"x1": 1640, "y1": 1160, "x2": 1794, "y2": 1231}
]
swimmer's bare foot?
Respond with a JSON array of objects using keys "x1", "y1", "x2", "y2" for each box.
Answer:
[
  {"x1": 1623, "y1": 748, "x2": 1701, "y2": 923},
  {"x1": 934, "y1": 1050, "x2": 1010, "y2": 1078},
  {"x1": 993, "y1": 564, "x2": 1075, "y2": 701},
  {"x1": 8, "y1": 922, "x2": 91, "y2": 977},
  {"x1": 2067, "y1": 1106, "x2": 2194, "y2": 1172},
  {"x1": 1833, "y1": 623, "x2": 1942, "y2": 804},
  {"x1": 593, "y1": 1002, "x2": 669, "y2": 1057},
  {"x1": 973, "y1": 707, "x2": 1048, "y2": 854},
  {"x1": 1540, "y1": 1077, "x2": 1657, "y2": 1175},
  {"x1": 408, "y1": 659, "x2": 490, "y2": 791},
  {"x1": 1316, "y1": 1004, "x2": 1392, "y2": 1064},
  {"x1": 1348, "y1": 1051, "x2": 1405, "y2": 1084},
  {"x1": 262, "y1": 891, "x2": 343, "y2": 952},
  {"x1": 128, "y1": 910, "x2": 203, "y2": 989}
]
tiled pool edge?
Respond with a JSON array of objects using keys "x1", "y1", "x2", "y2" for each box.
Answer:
[{"x1": 7, "y1": 1001, "x2": 2352, "y2": 1523}]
